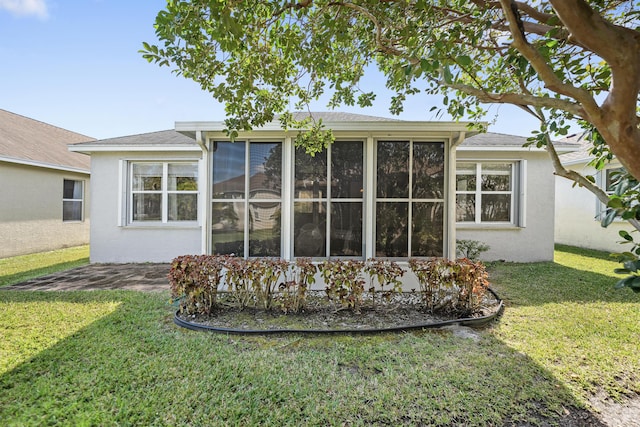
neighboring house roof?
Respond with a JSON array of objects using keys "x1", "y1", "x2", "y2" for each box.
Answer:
[
  {"x1": 557, "y1": 132, "x2": 596, "y2": 165},
  {"x1": 0, "y1": 109, "x2": 93, "y2": 172}
]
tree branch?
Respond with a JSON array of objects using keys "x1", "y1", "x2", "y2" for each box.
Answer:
[{"x1": 445, "y1": 81, "x2": 584, "y2": 117}]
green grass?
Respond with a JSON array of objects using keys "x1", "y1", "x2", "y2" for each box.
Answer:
[
  {"x1": 0, "y1": 245, "x2": 639, "y2": 426},
  {"x1": 0, "y1": 245, "x2": 89, "y2": 287}
]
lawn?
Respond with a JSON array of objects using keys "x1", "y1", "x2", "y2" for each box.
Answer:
[
  {"x1": 0, "y1": 245, "x2": 638, "y2": 426},
  {"x1": 0, "y1": 245, "x2": 89, "y2": 287}
]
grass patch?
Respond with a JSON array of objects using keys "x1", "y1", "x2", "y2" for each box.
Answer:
[
  {"x1": 0, "y1": 245, "x2": 89, "y2": 287},
  {"x1": 0, "y1": 245, "x2": 638, "y2": 425},
  {"x1": 489, "y1": 245, "x2": 640, "y2": 401}
]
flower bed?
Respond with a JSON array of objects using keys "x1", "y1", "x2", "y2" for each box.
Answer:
[{"x1": 168, "y1": 255, "x2": 501, "y2": 333}]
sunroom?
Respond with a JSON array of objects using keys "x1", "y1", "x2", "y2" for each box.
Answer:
[
  {"x1": 70, "y1": 113, "x2": 563, "y2": 264},
  {"x1": 175, "y1": 116, "x2": 477, "y2": 262}
]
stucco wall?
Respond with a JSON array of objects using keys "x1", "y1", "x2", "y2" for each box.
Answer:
[
  {"x1": 89, "y1": 152, "x2": 202, "y2": 263},
  {"x1": 0, "y1": 162, "x2": 90, "y2": 258},
  {"x1": 455, "y1": 150, "x2": 555, "y2": 262},
  {"x1": 554, "y1": 162, "x2": 628, "y2": 253}
]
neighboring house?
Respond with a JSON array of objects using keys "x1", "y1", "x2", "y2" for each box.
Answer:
[
  {"x1": 555, "y1": 132, "x2": 628, "y2": 252},
  {"x1": 0, "y1": 109, "x2": 93, "y2": 258},
  {"x1": 69, "y1": 112, "x2": 576, "y2": 264}
]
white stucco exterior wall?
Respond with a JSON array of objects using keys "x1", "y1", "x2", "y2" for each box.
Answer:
[
  {"x1": 89, "y1": 152, "x2": 202, "y2": 263},
  {"x1": 554, "y1": 161, "x2": 628, "y2": 253},
  {"x1": 0, "y1": 162, "x2": 90, "y2": 258},
  {"x1": 455, "y1": 150, "x2": 555, "y2": 262}
]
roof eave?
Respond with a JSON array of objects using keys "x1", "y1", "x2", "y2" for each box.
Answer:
[
  {"x1": 68, "y1": 145, "x2": 202, "y2": 153},
  {"x1": 0, "y1": 155, "x2": 90, "y2": 174},
  {"x1": 175, "y1": 120, "x2": 484, "y2": 138}
]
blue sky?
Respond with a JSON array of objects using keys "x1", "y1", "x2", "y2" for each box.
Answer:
[{"x1": 1, "y1": 1, "x2": 563, "y2": 140}]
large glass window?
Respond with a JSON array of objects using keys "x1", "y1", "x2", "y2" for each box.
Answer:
[
  {"x1": 212, "y1": 141, "x2": 282, "y2": 257},
  {"x1": 130, "y1": 162, "x2": 198, "y2": 223},
  {"x1": 456, "y1": 162, "x2": 514, "y2": 223},
  {"x1": 375, "y1": 141, "x2": 444, "y2": 257},
  {"x1": 293, "y1": 141, "x2": 363, "y2": 257},
  {"x1": 63, "y1": 179, "x2": 84, "y2": 221}
]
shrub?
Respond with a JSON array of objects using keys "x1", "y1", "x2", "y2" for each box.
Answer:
[
  {"x1": 250, "y1": 258, "x2": 290, "y2": 310},
  {"x1": 364, "y1": 258, "x2": 404, "y2": 307},
  {"x1": 456, "y1": 239, "x2": 490, "y2": 261},
  {"x1": 320, "y1": 260, "x2": 366, "y2": 312},
  {"x1": 409, "y1": 257, "x2": 490, "y2": 315},
  {"x1": 276, "y1": 258, "x2": 316, "y2": 314},
  {"x1": 168, "y1": 255, "x2": 226, "y2": 315}
]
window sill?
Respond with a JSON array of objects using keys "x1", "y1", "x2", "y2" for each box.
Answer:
[
  {"x1": 456, "y1": 223, "x2": 522, "y2": 230},
  {"x1": 124, "y1": 223, "x2": 201, "y2": 230}
]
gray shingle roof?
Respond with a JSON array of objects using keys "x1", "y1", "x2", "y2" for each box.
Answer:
[
  {"x1": 70, "y1": 129, "x2": 196, "y2": 147},
  {"x1": 557, "y1": 132, "x2": 593, "y2": 164},
  {"x1": 0, "y1": 109, "x2": 93, "y2": 170},
  {"x1": 461, "y1": 131, "x2": 579, "y2": 149},
  {"x1": 285, "y1": 111, "x2": 402, "y2": 122}
]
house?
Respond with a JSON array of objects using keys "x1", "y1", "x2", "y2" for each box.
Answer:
[
  {"x1": 0, "y1": 109, "x2": 93, "y2": 258},
  {"x1": 69, "y1": 112, "x2": 576, "y2": 264},
  {"x1": 555, "y1": 132, "x2": 628, "y2": 252}
]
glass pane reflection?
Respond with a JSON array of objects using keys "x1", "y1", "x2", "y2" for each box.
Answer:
[
  {"x1": 375, "y1": 202, "x2": 408, "y2": 257},
  {"x1": 250, "y1": 143, "x2": 281, "y2": 199},
  {"x1": 212, "y1": 142, "x2": 246, "y2": 199},
  {"x1": 294, "y1": 202, "x2": 326, "y2": 257},
  {"x1": 330, "y1": 202, "x2": 362, "y2": 256},
  {"x1": 412, "y1": 142, "x2": 444, "y2": 199},
  {"x1": 249, "y1": 202, "x2": 281, "y2": 257},
  {"x1": 377, "y1": 141, "x2": 409, "y2": 198},
  {"x1": 211, "y1": 201, "x2": 245, "y2": 255},
  {"x1": 331, "y1": 142, "x2": 363, "y2": 199},
  {"x1": 412, "y1": 202, "x2": 444, "y2": 257}
]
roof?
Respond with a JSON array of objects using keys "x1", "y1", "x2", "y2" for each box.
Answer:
[
  {"x1": 70, "y1": 113, "x2": 576, "y2": 154},
  {"x1": 557, "y1": 132, "x2": 594, "y2": 165},
  {"x1": 460, "y1": 132, "x2": 579, "y2": 153},
  {"x1": 0, "y1": 109, "x2": 93, "y2": 172},
  {"x1": 284, "y1": 111, "x2": 402, "y2": 122}
]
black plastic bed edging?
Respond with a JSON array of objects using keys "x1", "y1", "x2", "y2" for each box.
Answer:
[{"x1": 173, "y1": 288, "x2": 504, "y2": 335}]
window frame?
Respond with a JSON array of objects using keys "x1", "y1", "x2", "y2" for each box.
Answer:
[
  {"x1": 292, "y1": 140, "x2": 365, "y2": 259},
  {"x1": 455, "y1": 161, "x2": 520, "y2": 226},
  {"x1": 211, "y1": 140, "x2": 284, "y2": 258},
  {"x1": 374, "y1": 140, "x2": 446, "y2": 258},
  {"x1": 595, "y1": 165, "x2": 625, "y2": 220},
  {"x1": 62, "y1": 179, "x2": 84, "y2": 222},
  {"x1": 128, "y1": 161, "x2": 199, "y2": 225}
]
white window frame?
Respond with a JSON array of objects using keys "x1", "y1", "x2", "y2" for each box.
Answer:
[
  {"x1": 62, "y1": 179, "x2": 84, "y2": 222},
  {"x1": 374, "y1": 140, "x2": 446, "y2": 258},
  {"x1": 211, "y1": 140, "x2": 284, "y2": 258},
  {"x1": 292, "y1": 140, "x2": 366, "y2": 259},
  {"x1": 596, "y1": 165, "x2": 625, "y2": 220},
  {"x1": 455, "y1": 161, "x2": 522, "y2": 226},
  {"x1": 128, "y1": 161, "x2": 199, "y2": 224}
]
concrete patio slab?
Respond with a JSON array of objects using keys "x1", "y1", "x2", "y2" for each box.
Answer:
[{"x1": 2, "y1": 264, "x2": 171, "y2": 292}]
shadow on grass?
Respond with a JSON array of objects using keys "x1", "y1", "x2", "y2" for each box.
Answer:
[
  {"x1": 0, "y1": 290, "x2": 604, "y2": 426},
  {"x1": 0, "y1": 258, "x2": 90, "y2": 287}
]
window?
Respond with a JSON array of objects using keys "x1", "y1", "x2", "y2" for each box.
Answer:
[
  {"x1": 604, "y1": 167, "x2": 624, "y2": 194},
  {"x1": 130, "y1": 162, "x2": 198, "y2": 223},
  {"x1": 212, "y1": 141, "x2": 282, "y2": 257},
  {"x1": 375, "y1": 141, "x2": 444, "y2": 257},
  {"x1": 456, "y1": 162, "x2": 516, "y2": 224},
  {"x1": 293, "y1": 141, "x2": 364, "y2": 257},
  {"x1": 63, "y1": 179, "x2": 84, "y2": 221}
]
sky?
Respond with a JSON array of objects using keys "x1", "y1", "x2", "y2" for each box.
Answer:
[{"x1": 1, "y1": 0, "x2": 571, "y2": 141}]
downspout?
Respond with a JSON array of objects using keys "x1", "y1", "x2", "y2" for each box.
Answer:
[
  {"x1": 447, "y1": 132, "x2": 466, "y2": 260},
  {"x1": 196, "y1": 130, "x2": 210, "y2": 255}
]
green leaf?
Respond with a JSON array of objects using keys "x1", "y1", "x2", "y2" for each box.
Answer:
[{"x1": 456, "y1": 55, "x2": 472, "y2": 67}]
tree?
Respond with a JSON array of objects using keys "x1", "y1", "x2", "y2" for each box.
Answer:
[{"x1": 142, "y1": 0, "x2": 640, "y2": 289}]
